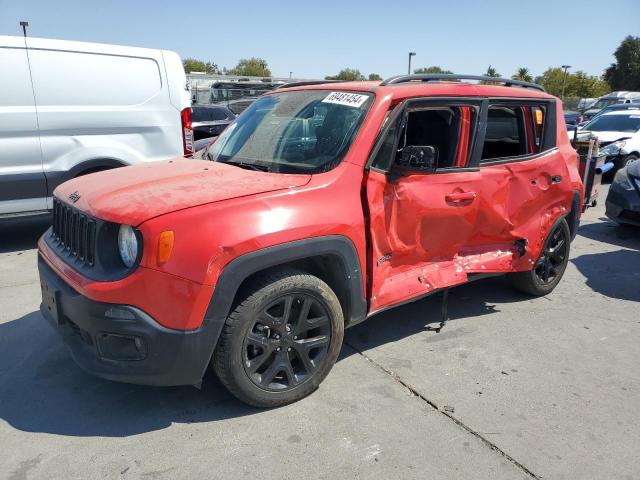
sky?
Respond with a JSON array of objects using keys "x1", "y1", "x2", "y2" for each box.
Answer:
[{"x1": 1, "y1": 0, "x2": 639, "y2": 80}]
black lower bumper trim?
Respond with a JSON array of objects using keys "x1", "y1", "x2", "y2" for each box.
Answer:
[
  {"x1": 37, "y1": 255, "x2": 217, "y2": 386},
  {"x1": 606, "y1": 185, "x2": 640, "y2": 226}
]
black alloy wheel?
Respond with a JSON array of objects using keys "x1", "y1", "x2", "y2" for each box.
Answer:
[
  {"x1": 533, "y1": 224, "x2": 568, "y2": 285},
  {"x1": 243, "y1": 294, "x2": 332, "y2": 391},
  {"x1": 508, "y1": 217, "x2": 571, "y2": 296},
  {"x1": 213, "y1": 269, "x2": 344, "y2": 407}
]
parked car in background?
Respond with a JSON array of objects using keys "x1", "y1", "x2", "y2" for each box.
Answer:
[
  {"x1": 606, "y1": 159, "x2": 640, "y2": 226},
  {"x1": 564, "y1": 110, "x2": 583, "y2": 131},
  {"x1": 577, "y1": 97, "x2": 597, "y2": 111},
  {"x1": 0, "y1": 35, "x2": 191, "y2": 218},
  {"x1": 191, "y1": 105, "x2": 235, "y2": 141},
  {"x1": 585, "y1": 102, "x2": 640, "y2": 122},
  {"x1": 582, "y1": 91, "x2": 640, "y2": 121},
  {"x1": 38, "y1": 74, "x2": 584, "y2": 407},
  {"x1": 193, "y1": 137, "x2": 217, "y2": 153},
  {"x1": 579, "y1": 111, "x2": 640, "y2": 171}
]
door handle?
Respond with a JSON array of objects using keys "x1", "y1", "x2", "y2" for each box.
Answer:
[{"x1": 445, "y1": 191, "x2": 477, "y2": 203}]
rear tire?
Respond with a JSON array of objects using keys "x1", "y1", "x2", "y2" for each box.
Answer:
[
  {"x1": 509, "y1": 217, "x2": 571, "y2": 296},
  {"x1": 212, "y1": 269, "x2": 344, "y2": 408}
]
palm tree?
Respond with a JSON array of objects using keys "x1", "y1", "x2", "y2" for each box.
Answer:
[
  {"x1": 481, "y1": 65, "x2": 501, "y2": 84},
  {"x1": 485, "y1": 65, "x2": 501, "y2": 78},
  {"x1": 512, "y1": 67, "x2": 533, "y2": 82}
]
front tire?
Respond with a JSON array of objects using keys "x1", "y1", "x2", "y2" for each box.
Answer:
[
  {"x1": 212, "y1": 269, "x2": 344, "y2": 408},
  {"x1": 509, "y1": 217, "x2": 571, "y2": 296}
]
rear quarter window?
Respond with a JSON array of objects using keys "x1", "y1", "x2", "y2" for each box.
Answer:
[{"x1": 29, "y1": 50, "x2": 162, "y2": 106}]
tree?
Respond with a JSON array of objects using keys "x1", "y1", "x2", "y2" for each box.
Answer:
[
  {"x1": 182, "y1": 58, "x2": 219, "y2": 75},
  {"x1": 325, "y1": 68, "x2": 365, "y2": 81},
  {"x1": 512, "y1": 67, "x2": 533, "y2": 82},
  {"x1": 227, "y1": 58, "x2": 271, "y2": 77},
  {"x1": 537, "y1": 67, "x2": 610, "y2": 98},
  {"x1": 413, "y1": 66, "x2": 453, "y2": 74},
  {"x1": 604, "y1": 35, "x2": 640, "y2": 91},
  {"x1": 484, "y1": 65, "x2": 500, "y2": 77},
  {"x1": 480, "y1": 65, "x2": 501, "y2": 84},
  {"x1": 368, "y1": 73, "x2": 383, "y2": 81}
]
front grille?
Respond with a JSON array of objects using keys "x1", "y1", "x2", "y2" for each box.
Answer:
[{"x1": 51, "y1": 198, "x2": 96, "y2": 266}]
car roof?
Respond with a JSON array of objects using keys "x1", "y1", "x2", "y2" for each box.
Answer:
[
  {"x1": 600, "y1": 109, "x2": 640, "y2": 116},
  {"x1": 272, "y1": 80, "x2": 555, "y2": 101}
]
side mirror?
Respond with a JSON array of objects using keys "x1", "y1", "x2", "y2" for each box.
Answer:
[{"x1": 397, "y1": 145, "x2": 438, "y2": 172}]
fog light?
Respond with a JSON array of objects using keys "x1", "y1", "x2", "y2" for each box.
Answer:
[{"x1": 96, "y1": 333, "x2": 147, "y2": 361}]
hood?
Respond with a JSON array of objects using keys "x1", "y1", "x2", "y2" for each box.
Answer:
[
  {"x1": 54, "y1": 159, "x2": 311, "y2": 225},
  {"x1": 578, "y1": 130, "x2": 631, "y2": 143}
]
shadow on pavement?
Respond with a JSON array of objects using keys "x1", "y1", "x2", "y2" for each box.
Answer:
[
  {"x1": 0, "y1": 311, "x2": 258, "y2": 438},
  {"x1": 345, "y1": 276, "x2": 530, "y2": 354},
  {"x1": 571, "y1": 249, "x2": 640, "y2": 302},
  {"x1": 577, "y1": 219, "x2": 639, "y2": 251},
  {"x1": 0, "y1": 215, "x2": 52, "y2": 254},
  {"x1": 0, "y1": 277, "x2": 527, "y2": 438}
]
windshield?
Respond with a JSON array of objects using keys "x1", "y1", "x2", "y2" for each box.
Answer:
[
  {"x1": 208, "y1": 90, "x2": 373, "y2": 173},
  {"x1": 582, "y1": 114, "x2": 640, "y2": 133},
  {"x1": 592, "y1": 98, "x2": 622, "y2": 110}
]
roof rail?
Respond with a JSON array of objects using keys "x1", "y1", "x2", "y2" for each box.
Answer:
[
  {"x1": 379, "y1": 74, "x2": 545, "y2": 92},
  {"x1": 278, "y1": 80, "x2": 347, "y2": 89}
]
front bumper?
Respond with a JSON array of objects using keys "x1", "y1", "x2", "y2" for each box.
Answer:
[
  {"x1": 38, "y1": 256, "x2": 218, "y2": 386},
  {"x1": 605, "y1": 183, "x2": 640, "y2": 226}
]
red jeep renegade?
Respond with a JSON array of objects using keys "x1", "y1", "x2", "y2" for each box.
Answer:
[{"x1": 38, "y1": 75, "x2": 584, "y2": 407}]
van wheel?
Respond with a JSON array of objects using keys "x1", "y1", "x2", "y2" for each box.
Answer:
[
  {"x1": 212, "y1": 269, "x2": 344, "y2": 408},
  {"x1": 509, "y1": 218, "x2": 571, "y2": 296}
]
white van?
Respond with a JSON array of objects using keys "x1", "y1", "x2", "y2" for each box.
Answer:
[
  {"x1": 0, "y1": 36, "x2": 192, "y2": 217},
  {"x1": 583, "y1": 91, "x2": 640, "y2": 121}
]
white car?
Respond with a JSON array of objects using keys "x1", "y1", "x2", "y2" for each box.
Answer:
[
  {"x1": 0, "y1": 36, "x2": 192, "y2": 217},
  {"x1": 578, "y1": 111, "x2": 640, "y2": 171}
]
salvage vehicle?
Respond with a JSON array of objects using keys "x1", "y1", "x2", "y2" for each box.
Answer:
[
  {"x1": 0, "y1": 35, "x2": 192, "y2": 218},
  {"x1": 564, "y1": 110, "x2": 583, "y2": 131},
  {"x1": 606, "y1": 159, "x2": 640, "y2": 226},
  {"x1": 582, "y1": 91, "x2": 640, "y2": 121},
  {"x1": 38, "y1": 75, "x2": 584, "y2": 407},
  {"x1": 580, "y1": 111, "x2": 640, "y2": 171}
]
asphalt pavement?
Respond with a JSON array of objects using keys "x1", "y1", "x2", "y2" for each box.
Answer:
[{"x1": 1, "y1": 185, "x2": 638, "y2": 480}]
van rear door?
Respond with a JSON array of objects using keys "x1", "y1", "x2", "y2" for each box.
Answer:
[{"x1": 0, "y1": 36, "x2": 47, "y2": 215}]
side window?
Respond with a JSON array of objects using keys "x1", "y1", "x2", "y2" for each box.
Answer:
[
  {"x1": 372, "y1": 105, "x2": 477, "y2": 171},
  {"x1": 481, "y1": 104, "x2": 547, "y2": 162}
]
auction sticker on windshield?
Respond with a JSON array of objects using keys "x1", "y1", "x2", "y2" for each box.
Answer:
[{"x1": 322, "y1": 92, "x2": 369, "y2": 108}]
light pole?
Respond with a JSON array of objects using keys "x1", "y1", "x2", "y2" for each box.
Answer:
[
  {"x1": 561, "y1": 64, "x2": 571, "y2": 100},
  {"x1": 408, "y1": 52, "x2": 416, "y2": 75},
  {"x1": 20, "y1": 20, "x2": 29, "y2": 37}
]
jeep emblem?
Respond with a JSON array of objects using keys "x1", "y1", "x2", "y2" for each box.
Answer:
[{"x1": 68, "y1": 191, "x2": 81, "y2": 203}]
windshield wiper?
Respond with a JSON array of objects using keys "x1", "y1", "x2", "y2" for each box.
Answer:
[{"x1": 222, "y1": 159, "x2": 270, "y2": 172}]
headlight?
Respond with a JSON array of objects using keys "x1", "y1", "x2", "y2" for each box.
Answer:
[
  {"x1": 600, "y1": 140, "x2": 627, "y2": 156},
  {"x1": 613, "y1": 169, "x2": 634, "y2": 190},
  {"x1": 118, "y1": 224, "x2": 140, "y2": 268}
]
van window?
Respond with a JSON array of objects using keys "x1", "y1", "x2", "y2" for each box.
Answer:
[{"x1": 29, "y1": 50, "x2": 162, "y2": 106}]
